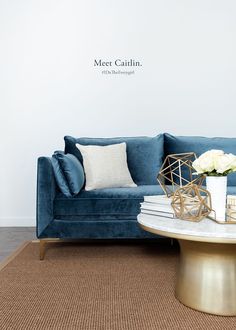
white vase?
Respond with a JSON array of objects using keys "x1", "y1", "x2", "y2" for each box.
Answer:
[{"x1": 206, "y1": 176, "x2": 227, "y2": 221}]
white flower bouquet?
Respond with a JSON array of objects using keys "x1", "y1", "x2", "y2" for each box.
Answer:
[{"x1": 192, "y1": 150, "x2": 236, "y2": 177}]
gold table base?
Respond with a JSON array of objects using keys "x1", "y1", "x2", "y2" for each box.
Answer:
[{"x1": 176, "y1": 240, "x2": 236, "y2": 316}]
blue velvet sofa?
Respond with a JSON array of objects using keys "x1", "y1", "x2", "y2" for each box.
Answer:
[{"x1": 37, "y1": 133, "x2": 236, "y2": 259}]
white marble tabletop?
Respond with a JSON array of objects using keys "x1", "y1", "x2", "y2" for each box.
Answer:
[{"x1": 137, "y1": 213, "x2": 236, "y2": 243}]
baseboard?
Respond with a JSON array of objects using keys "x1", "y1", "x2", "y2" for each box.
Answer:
[{"x1": 0, "y1": 217, "x2": 35, "y2": 227}]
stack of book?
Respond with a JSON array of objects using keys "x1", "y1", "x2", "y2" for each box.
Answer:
[{"x1": 140, "y1": 195, "x2": 176, "y2": 219}]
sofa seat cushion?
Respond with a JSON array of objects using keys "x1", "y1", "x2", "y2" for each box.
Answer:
[
  {"x1": 227, "y1": 186, "x2": 236, "y2": 195},
  {"x1": 54, "y1": 184, "x2": 236, "y2": 221},
  {"x1": 54, "y1": 185, "x2": 165, "y2": 220}
]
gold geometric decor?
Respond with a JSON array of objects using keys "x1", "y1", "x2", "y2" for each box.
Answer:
[
  {"x1": 157, "y1": 153, "x2": 204, "y2": 197},
  {"x1": 171, "y1": 184, "x2": 212, "y2": 222}
]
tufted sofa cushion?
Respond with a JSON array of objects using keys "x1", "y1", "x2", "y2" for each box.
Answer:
[{"x1": 54, "y1": 185, "x2": 165, "y2": 220}]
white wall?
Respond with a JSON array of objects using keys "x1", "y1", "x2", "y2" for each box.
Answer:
[{"x1": 1, "y1": 0, "x2": 236, "y2": 226}]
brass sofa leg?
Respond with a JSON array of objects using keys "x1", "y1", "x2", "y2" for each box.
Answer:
[
  {"x1": 39, "y1": 240, "x2": 46, "y2": 260},
  {"x1": 39, "y1": 238, "x2": 60, "y2": 260}
]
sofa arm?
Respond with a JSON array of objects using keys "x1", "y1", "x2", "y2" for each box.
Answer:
[{"x1": 36, "y1": 157, "x2": 57, "y2": 238}]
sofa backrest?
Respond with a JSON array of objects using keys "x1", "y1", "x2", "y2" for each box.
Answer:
[
  {"x1": 164, "y1": 133, "x2": 236, "y2": 186},
  {"x1": 64, "y1": 135, "x2": 164, "y2": 185}
]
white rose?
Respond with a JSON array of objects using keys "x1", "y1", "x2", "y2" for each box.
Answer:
[
  {"x1": 203, "y1": 150, "x2": 224, "y2": 157},
  {"x1": 192, "y1": 150, "x2": 224, "y2": 174},
  {"x1": 198, "y1": 155, "x2": 215, "y2": 173},
  {"x1": 192, "y1": 159, "x2": 204, "y2": 174},
  {"x1": 193, "y1": 150, "x2": 236, "y2": 175},
  {"x1": 215, "y1": 153, "x2": 236, "y2": 174},
  {"x1": 229, "y1": 154, "x2": 236, "y2": 172}
]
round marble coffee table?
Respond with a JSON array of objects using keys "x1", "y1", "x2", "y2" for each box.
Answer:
[{"x1": 138, "y1": 214, "x2": 236, "y2": 316}]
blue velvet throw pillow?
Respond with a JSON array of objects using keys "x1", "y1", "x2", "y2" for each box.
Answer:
[
  {"x1": 64, "y1": 135, "x2": 164, "y2": 185},
  {"x1": 51, "y1": 154, "x2": 72, "y2": 197},
  {"x1": 52, "y1": 151, "x2": 85, "y2": 196}
]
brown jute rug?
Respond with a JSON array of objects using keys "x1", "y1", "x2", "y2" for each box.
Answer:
[{"x1": 0, "y1": 241, "x2": 236, "y2": 330}]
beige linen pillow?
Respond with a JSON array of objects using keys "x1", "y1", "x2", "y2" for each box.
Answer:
[{"x1": 76, "y1": 142, "x2": 137, "y2": 191}]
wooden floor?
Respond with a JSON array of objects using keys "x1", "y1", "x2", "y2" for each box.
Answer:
[
  {"x1": 0, "y1": 227, "x2": 36, "y2": 262},
  {"x1": 0, "y1": 228, "x2": 175, "y2": 263}
]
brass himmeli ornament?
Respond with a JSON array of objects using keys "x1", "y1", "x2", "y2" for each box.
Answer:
[
  {"x1": 157, "y1": 153, "x2": 204, "y2": 197},
  {"x1": 171, "y1": 184, "x2": 212, "y2": 222}
]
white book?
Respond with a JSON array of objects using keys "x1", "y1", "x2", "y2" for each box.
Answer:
[
  {"x1": 140, "y1": 202, "x2": 174, "y2": 214},
  {"x1": 141, "y1": 210, "x2": 176, "y2": 219},
  {"x1": 144, "y1": 195, "x2": 172, "y2": 205}
]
